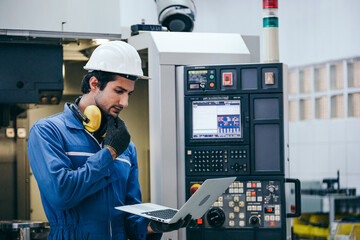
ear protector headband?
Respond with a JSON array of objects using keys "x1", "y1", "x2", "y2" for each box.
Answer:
[{"x1": 69, "y1": 97, "x2": 105, "y2": 136}]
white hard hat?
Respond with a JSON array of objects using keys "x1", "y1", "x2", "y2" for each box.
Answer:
[{"x1": 84, "y1": 41, "x2": 149, "y2": 80}]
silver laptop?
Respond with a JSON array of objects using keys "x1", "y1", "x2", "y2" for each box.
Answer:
[{"x1": 115, "y1": 177, "x2": 236, "y2": 224}]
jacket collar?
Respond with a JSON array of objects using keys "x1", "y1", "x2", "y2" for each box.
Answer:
[{"x1": 64, "y1": 103, "x2": 85, "y2": 130}]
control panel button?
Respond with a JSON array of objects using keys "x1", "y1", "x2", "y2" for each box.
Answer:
[
  {"x1": 222, "y1": 72, "x2": 233, "y2": 86},
  {"x1": 190, "y1": 184, "x2": 201, "y2": 195},
  {"x1": 229, "y1": 220, "x2": 235, "y2": 227},
  {"x1": 265, "y1": 207, "x2": 274, "y2": 213},
  {"x1": 189, "y1": 84, "x2": 200, "y2": 89},
  {"x1": 265, "y1": 72, "x2": 275, "y2": 85}
]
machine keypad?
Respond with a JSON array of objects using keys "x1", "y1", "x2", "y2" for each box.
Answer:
[{"x1": 186, "y1": 147, "x2": 249, "y2": 175}]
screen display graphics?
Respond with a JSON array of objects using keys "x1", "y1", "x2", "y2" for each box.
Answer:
[{"x1": 192, "y1": 100, "x2": 241, "y2": 139}]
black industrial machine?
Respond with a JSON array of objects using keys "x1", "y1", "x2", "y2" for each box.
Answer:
[
  {"x1": 0, "y1": 37, "x2": 63, "y2": 239},
  {"x1": 179, "y1": 63, "x2": 301, "y2": 240},
  {"x1": 0, "y1": 40, "x2": 63, "y2": 105}
]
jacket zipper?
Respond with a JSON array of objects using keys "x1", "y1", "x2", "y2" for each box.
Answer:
[
  {"x1": 83, "y1": 129, "x2": 113, "y2": 238},
  {"x1": 84, "y1": 130, "x2": 102, "y2": 149}
]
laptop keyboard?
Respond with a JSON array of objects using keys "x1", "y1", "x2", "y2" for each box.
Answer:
[{"x1": 143, "y1": 209, "x2": 178, "y2": 219}]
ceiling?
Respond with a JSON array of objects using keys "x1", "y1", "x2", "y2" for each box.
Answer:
[{"x1": 0, "y1": 29, "x2": 122, "y2": 61}]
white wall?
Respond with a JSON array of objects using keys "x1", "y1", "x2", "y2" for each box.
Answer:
[
  {"x1": 279, "y1": 0, "x2": 360, "y2": 67},
  {"x1": 0, "y1": 0, "x2": 158, "y2": 36},
  {"x1": 193, "y1": 0, "x2": 360, "y2": 67},
  {"x1": 0, "y1": 0, "x2": 122, "y2": 34},
  {"x1": 289, "y1": 119, "x2": 360, "y2": 193},
  {"x1": 119, "y1": 0, "x2": 158, "y2": 38}
]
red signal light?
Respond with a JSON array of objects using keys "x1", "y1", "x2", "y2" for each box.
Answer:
[{"x1": 263, "y1": 0, "x2": 278, "y2": 9}]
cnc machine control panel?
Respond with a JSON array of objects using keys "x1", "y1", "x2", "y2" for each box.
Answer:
[
  {"x1": 182, "y1": 63, "x2": 299, "y2": 240},
  {"x1": 187, "y1": 178, "x2": 284, "y2": 229}
]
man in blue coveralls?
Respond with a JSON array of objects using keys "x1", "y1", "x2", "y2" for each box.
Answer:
[{"x1": 28, "y1": 41, "x2": 191, "y2": 239}]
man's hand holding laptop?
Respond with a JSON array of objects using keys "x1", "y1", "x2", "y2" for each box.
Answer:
[{"x1": 148, "y1": 214, "x2": 193, "y2": 233}]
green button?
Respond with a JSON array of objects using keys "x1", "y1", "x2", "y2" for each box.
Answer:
[{"x1": 209, "y1": 74, "x2": 215, "y2": 80}]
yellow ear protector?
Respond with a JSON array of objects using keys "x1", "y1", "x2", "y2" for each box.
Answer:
[
  {"x1": 70, "y1": 97, "x2": 107, "y2": 137},
  {"x1": 82, "y1": 105, "x2": 102, "y2": 132}
]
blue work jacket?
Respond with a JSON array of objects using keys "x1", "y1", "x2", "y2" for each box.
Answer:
[{"x1": 28, "y1": 103, "x2": 161, "y2": 240}]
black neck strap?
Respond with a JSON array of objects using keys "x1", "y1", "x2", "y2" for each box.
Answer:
[{"x1": 69, "y1": 96, "x2": 90, "y2": 124}]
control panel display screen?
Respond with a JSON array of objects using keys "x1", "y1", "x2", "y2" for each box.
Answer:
[
  {"x1": 192, "y1": 100, "x2": 241, "y2": 139},
  {"x1": 188, "y1": 70, "x2": 209, "y2": 83}
]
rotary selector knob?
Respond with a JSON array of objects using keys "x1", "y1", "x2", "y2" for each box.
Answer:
[
  {"x1": 249, "y1": 215, "x2": 260, "y2": 226},
  {"x1": 206, "y1": 207, "x2": 225, "y2": 227},
  {"x1": 268, "y1": 184, "x2": 276, "y2": 193}
]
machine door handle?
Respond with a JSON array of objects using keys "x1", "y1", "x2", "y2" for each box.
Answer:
[{"x1": 285, "y1": 178, "x2": 301, "y2": 218}]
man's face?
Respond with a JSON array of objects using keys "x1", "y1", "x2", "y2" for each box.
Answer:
[{"x1": 94, "y1": 75, "x2": 135, "y2": 118}]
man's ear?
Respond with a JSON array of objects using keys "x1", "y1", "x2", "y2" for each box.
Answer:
[{"x1": 89, "y1": 76, "x2": 100, "y2": 92}]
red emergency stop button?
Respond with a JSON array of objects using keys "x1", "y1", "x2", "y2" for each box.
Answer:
[
  {"x1": 209, "y1": 82, "x2": 215, "y2": 88},
  {"x1": 190, "y1": 183, "x2": 201, "y2": 195},
  {"x1": 270, "y1": 221, "x2": 275, "y2": 226}
]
